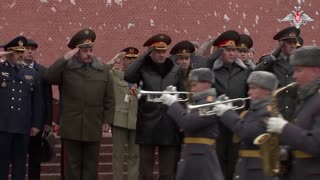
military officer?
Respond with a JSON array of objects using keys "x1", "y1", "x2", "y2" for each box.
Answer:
[
  {"x1": 45, "y1": 28, "x2": 115, "y2": 180},
  {"x1": 124, "y1": 34, "x2": 184, "y2": 180},
  {"x1": 170, "y1": 40, "x2": 195, "y2": 91},
  {"x1": 109, "y1": 47, "x2": 139, "y2": 180},
  {"x1": 236, "y1": 34, "x2": 256, "y2": 70},
  {"x1": 213, "y1": 71, "x2": 279, "y2": 180},
  {"x1": 255, "y1": 27, "x2": 300, "y2": 121},
  {"x1": 209, "y1": 30, "x2": 251, "y2": 180},
  {"x1": 0, "y1": 36, "x2": 41, "y2": 180},
  {"x1": 160, "y1": 68, "x2": 224, "y2": 180},
  {"x1": 24, "y1": 39, "x2": 53, "y2": 180},
  {"x1": 265, "y1": 46, "x2": 320, "y2": 180}
]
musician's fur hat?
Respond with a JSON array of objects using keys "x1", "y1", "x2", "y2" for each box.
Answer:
[
  {"x1": 247, "y1": 71, "x2": 279, "y2": 91},
  {"x1": 290, "y1": 46, "x2": 320, "y2": 67},
  {"x1": 189, "y1": 68, "x2": 215, "y2": 84}
]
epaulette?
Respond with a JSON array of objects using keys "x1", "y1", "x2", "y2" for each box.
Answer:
[
  {"x1": 239, "y1": 110, "x2": 248, "y2": 119},
  {"x1": 260, "y1": 53, "x2": 271, "y2": 58},
  {"x1": 258, "y1": 54, "x2": 272, "y2": 64}
]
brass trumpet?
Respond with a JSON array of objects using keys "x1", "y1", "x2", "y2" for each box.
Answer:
[
  {"x1": 137, "y1": 86, "x2": 192, "y2": 102},
  {"x1": 187, "y1": 97, "x2": 250, "y2": 116}
]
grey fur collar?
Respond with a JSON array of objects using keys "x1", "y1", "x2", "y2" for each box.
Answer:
[
  {"x1": 66, "y1": 57, "x2": 105, "y2": 71},
  {"x1": 212, "y1": 58, "x2": 247, "y2": 70}
]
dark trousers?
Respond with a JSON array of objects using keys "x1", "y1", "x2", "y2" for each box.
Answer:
[
  {"x1": 63, "y1": 139, "x2": 100, "y2": 180},
  {"x1": 216, "y1": 124, "x2": 239, "y2": 180},
  {"x1": 0, "y1": 132, "x2": 29, "y2": 180},
  {"x1": 138, "y1": 145, "x2": 180, "y2": 180},
  {"x1": 28, "y1": 131, "x2": 43, "y2": 180}
]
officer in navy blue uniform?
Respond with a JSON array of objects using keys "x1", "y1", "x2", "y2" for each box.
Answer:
[
  {"x1": 24, "y1": 39, "x2": 53, "y2": 180},
  {"x1": 0, "y1": 36, "x2": 41, "y2": 180}
]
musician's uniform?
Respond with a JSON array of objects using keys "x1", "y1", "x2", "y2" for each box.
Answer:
[
  {"x1": 265, "y1": 46, "x2": 320, "y2": 180},
  {"x1": 219, "y1": 100, "x2": 271, "y2": 180},
  {"x1": 162, "y1": 68, "x2": 224, "y2": 180},
  {"x1": 215, "y1": 71, "x2": 280, "y2": 180}
]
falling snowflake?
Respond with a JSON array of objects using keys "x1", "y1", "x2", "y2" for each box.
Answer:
[
  {"x1": 223, "y1": 14, "x2": 230, "y2": 22},
  {"x1": 150, "y1": 19, "x2": 155, "y2": 26},
  {"x1": 51, "y1": 7, "x2": 56, "y2": 13},
  {"x1": 127, "y1": 23, "x2": 135, "y2": 29},
  {"x1": 104, "y1": 0, "x2": 124, "y2": 6},
  {"x1": 243, "y1": 13, "x2": 246, "y2": 19},
  {"x1": 255, "y1": 15, "x2": 259, "y2": 24},
  {"x1": 9, "y1": 2, "x2": 16, "y2": 8},
  {"x1": 70, "y1": 0, "x2": 76, "y2": 5},
  {"x1": 244, "y1": 27, "x2": 250, "y2": 35},
  {"x1": 40, "y1": 0, "x2": 48, "y2": 3}
]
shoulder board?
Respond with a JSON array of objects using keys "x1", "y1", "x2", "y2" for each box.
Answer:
[
  {"x1": 260, "y1": 53, "x2": 271, "y2": 58},
  {"x1": 240, "y1": 110, "x2": 249, "y2": 119}
]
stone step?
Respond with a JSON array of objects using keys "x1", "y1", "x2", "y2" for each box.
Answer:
[
  {"x1": 11, "y1": 172, "x2": 160, "y2": 180},
  {"x1": 40, "y1": 161, "x2": 159, "y2": 173},
  {"x1": 39, "y1": 133, "x2": 160, "y2": 176}
]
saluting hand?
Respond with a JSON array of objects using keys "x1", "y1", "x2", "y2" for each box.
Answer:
[
  {"x1": 63, "y1": 47, "x2": 79, "y2": 60},
  {"x1": 0, "y1": 51, "x2": 12, "y2": 57},
  {"x1": 30, "y1": 127, "x2": 40, "y2": 136}
]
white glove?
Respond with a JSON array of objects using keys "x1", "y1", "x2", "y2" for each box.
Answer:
[
  {"x1": 160, "y1": 94, "x2": 178, "y2": 106},
  {"x1": 213, "y1": 103, "x2": 233, "y2": 117},
  {"x1": 266, "y1": 117, "x2": 288, "y2": 134}
]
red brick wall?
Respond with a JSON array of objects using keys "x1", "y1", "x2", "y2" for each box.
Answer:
[{"x1": 1, "y1": 0, "x2": 319, "y2": 65}]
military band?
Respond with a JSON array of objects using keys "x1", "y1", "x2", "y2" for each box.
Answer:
[{"x1": 1, "y1": 25, "x2": 320, "y2": 180}]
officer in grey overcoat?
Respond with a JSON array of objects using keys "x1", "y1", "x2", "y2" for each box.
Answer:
[
  {"x1": 160, "y1": 68, "x2": 224, "y2": 180},
  {"x1": 265, "y1": 46, "x2": 320, "y2": 180}
]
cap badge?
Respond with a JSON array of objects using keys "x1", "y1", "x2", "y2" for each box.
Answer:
[
  {"x1": 182, "y1": 50, "x2": 187, "y2": 53},
  {"x1": 18, "y1": 40, "x2": 23, "y2": 47},
  {"x1": 84, "y1": 29, "x2": 90, "y2": 34},
  {"x1": 129, "y1": 48, "x2": 134, "y2": 53},
  {"x1": 241, "y1": 44, "x2": 247, "y2": 48},
  {"x1": 159, "y1": 35, "x2": 165, "y2": 39},
  {"x1": 289, "y1": 32, "x2": 296, "y2": 37}
]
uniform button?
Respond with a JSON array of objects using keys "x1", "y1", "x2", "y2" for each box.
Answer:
[
  {"x1": 11, "y1": 97, "x2": 14, "y2": 100},
  {"x1": 18, "y1": 108, "x2": 21, "y2": 111},
  {"x1": 12, "y1": 89, "x2": 15, "y2": 92},
  {"x1": 235, "y1": 175, "x2": 240, "y2": 179},
  {"x1": 11, "y1": 106, "x2": 14, "y2": 109},
  {"x1": 20, "y1": 81, "x2": 23, "y2": 84},
  {"x1": 286, "y1": 75, "x2": 289, "y2": 77},
  {"x1": 19, "y1": 90, "x2": 22, "y2": 93},
  {"x1": 18, "y1": 98, "x2": 21, "y2": 101},
  {"x1": 285, "y1": 90, "x2": 288, "y2": 93},
  {"x1": 286, "y1": 106, "x2": 289, "y2": 109},
  {"x1": 12, "y1": 80, "x2": 15, "y2": 83}
]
